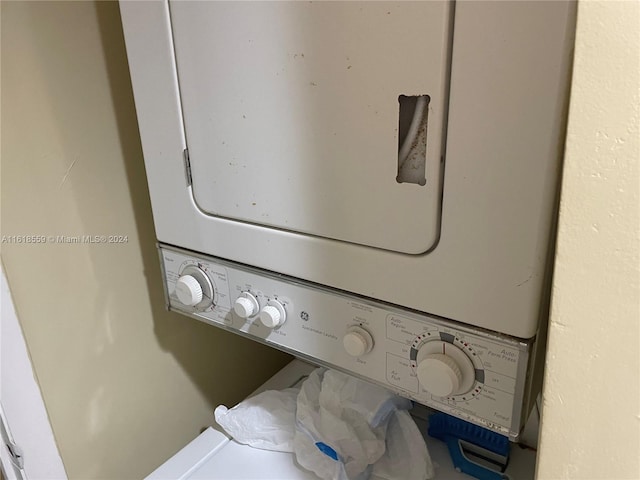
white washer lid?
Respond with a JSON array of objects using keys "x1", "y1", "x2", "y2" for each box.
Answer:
[
  {"x1": 145, "y1": 360, "x2": 321, "y2": 480},
  {"x1": 145, "y1": 427, "x2": 320, "y2": 480},
  {"x1": 189, "y1": 436, "x2": 320, "y2": 480},
  {"x1": 147, "y1": 419, "x2": 536, "y2": 480},
  {"x1": 146, "y1": 360, "x2": 536, "y2": 480}
]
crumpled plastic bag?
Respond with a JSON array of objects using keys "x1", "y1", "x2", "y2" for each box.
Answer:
[
  {"x1": 371, "y1": 409, "x2": 434, "y2": 480},
  {"x1": 214, "y1": 387, "x2": 298, "y2": 452},
  {"x1": 294, "y1": 368, "x2": 411, "y2": 479},
  {"x1": 214, "y1": 367, "x2": 434, "y2": 480}
]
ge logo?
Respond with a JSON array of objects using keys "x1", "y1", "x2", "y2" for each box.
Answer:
[{"x1": 300, "y1": 311, "x2": 310, "y2": 321}]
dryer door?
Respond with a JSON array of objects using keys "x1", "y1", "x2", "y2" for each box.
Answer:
[{"x1": 169, "y1": 1, "x2": 451, "y2": 254}]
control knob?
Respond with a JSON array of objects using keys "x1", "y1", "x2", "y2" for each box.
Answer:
[
  {"x1": 173, "y1": 265, "x2": 214, "y2": 310},
  {"x1": 415, "y1": 341, "x2": 475, "y2": 397},
  {"x1": 343, "y1": 327, "x2": 374, "y2": 357},
  {"x1": 175, "y1": 275, "x2": 203, "y2": 306},
  {"x1": 233, "y1": 292, "x2": 260, "y2": 319},
  {"x1": 259, "y1": 299, "x2": 287, "y2": 328}
]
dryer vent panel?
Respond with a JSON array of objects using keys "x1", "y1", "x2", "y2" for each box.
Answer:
[{"x1": 397, "y1": 95, "x2": 429, "y2": 186}]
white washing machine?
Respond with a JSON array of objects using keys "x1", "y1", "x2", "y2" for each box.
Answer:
[{"x1": 145, "y1": 360, "x2": 538, "y2": 480}]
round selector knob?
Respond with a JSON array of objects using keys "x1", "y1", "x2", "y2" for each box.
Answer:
[
  {"x1": 343, "y1": 327, "x2": 374, "y2": 357},
  {"x1": 233, "y1": 292, "x2": 260, "y2": 319},
  {"x1": 416, "y1": 354, "x2": 462, "y2": 397},
  {"x1": 234, "y1": 297, "x2": 255, "y2": 318},
  {"x1": 415, "y1": 340, "x2": 475, "y2": 397},
  {"x1": 259, "y1": 299, "x2": 287, "y2": 328},
  {"x1": 173, "y1": 265, "x2": 214, "y2": 310},
  {"x1": 175, "y1": 275, "x2": 203, "y2": 306}
]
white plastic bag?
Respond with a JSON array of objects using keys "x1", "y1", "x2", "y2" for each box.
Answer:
[
  {"x1": 371, "y1": 410, "x2": 434, "y2": 480},
  {"x1": 214, "y1": 387, "x2": 298, "y2": 452},
  {"x1": 213, "y1": 367, "x2": 434, "y2": 480},
  {"x1": 294, "y1": 368, "x2": 427, "y2": 480}
]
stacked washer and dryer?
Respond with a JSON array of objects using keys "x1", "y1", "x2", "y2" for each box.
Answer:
[{"x1": 119, "y1": 1, "x2": 576, "y2": 478}]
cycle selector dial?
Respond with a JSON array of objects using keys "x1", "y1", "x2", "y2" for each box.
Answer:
[
  {"x1": 175, "y1": 275, "x2": 203, "y2": 306},
  {"x1": 173, "y1": 265, "x2": 215, "y2": 311},
  {"x1": 343, "y1": 327, "x2": 374, "y2": 357},
  {"x1": 259, "y1": 299, "x2": 287, "y2": 328}
]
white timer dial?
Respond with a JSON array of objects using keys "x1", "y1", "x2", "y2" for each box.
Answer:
[
  {"x1": 343, "y1": 327, "x2": 374, "y2": 357},
  {"x1": 417, "y1": 354, "x2": 462, "y2": 397},
  {"x1": 416, "y1": 341, "x2": 475, "y2": 397},
  {"x1": 173, "y1": 265, "x2": 215, "y2": 311},
  {"x1": 175, "y1": 275, "x2": 203, "y2": 306}
]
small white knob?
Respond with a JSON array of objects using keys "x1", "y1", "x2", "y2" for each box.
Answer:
[
  {"x1": 260, "y1": 305, "x2": 284, "y2": 328},
  {"x1": 343, "y1": 328, "x2": 374, "y2": 357},
  {"x1": 234, "y1": 296, "x2": 256, "y2": 318},
  {"x1": 417, "y1": 353, "x2": 462, "y2": 397},
  {"x1": 175, "y1": 275, "x2": 203, "y2": 306}
]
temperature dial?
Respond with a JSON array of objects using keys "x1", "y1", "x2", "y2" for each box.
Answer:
[
  {"x1": 173, "y1": 265, "x2": 214, "y2": 311},
  {"x1": 233, "y1": 292, "x2": 260, "y2": 319},
  {"x1": 415, "y1": 341, "x2": 475, "y2": 397},
  {"x1": 259, "y1": 299, "x2": 287, "y2": 328},
  {"x1": 343, "y1": 327, "x2": 374, "y2": 357}
]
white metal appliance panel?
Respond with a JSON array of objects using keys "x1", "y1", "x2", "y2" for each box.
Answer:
[
  {"x1": 120, "y1": 1, "x2": 575, "y2": 339},
  {"x1": 159, "y1": 246, "x2": 530, "y2": 438},
  {"x1": 169, "y1": 1, "x2": 450, "y2": 254}
]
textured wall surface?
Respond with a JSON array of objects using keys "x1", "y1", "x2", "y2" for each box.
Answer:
[
  {"x1": 537, "y1": 1, "x2": 640, "y2": 479},
  {"x1": 1, "y1": 2, "x2": 290, "y2": 478}
]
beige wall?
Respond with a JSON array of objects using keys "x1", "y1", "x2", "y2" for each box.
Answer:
[
  {"x1": 0, "y1": 2, "x2": 291, "y2": 478},
  {"x1": 537, "y1": 1, "x2": 640, "y2": 479},
  {"x1": 3, "y1": 1, "x2": 639, "y2": 479}
]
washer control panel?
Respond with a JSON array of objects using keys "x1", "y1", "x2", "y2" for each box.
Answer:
[{"x1": 160, "y1": 245, "x2": 530, "y2": 437}]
